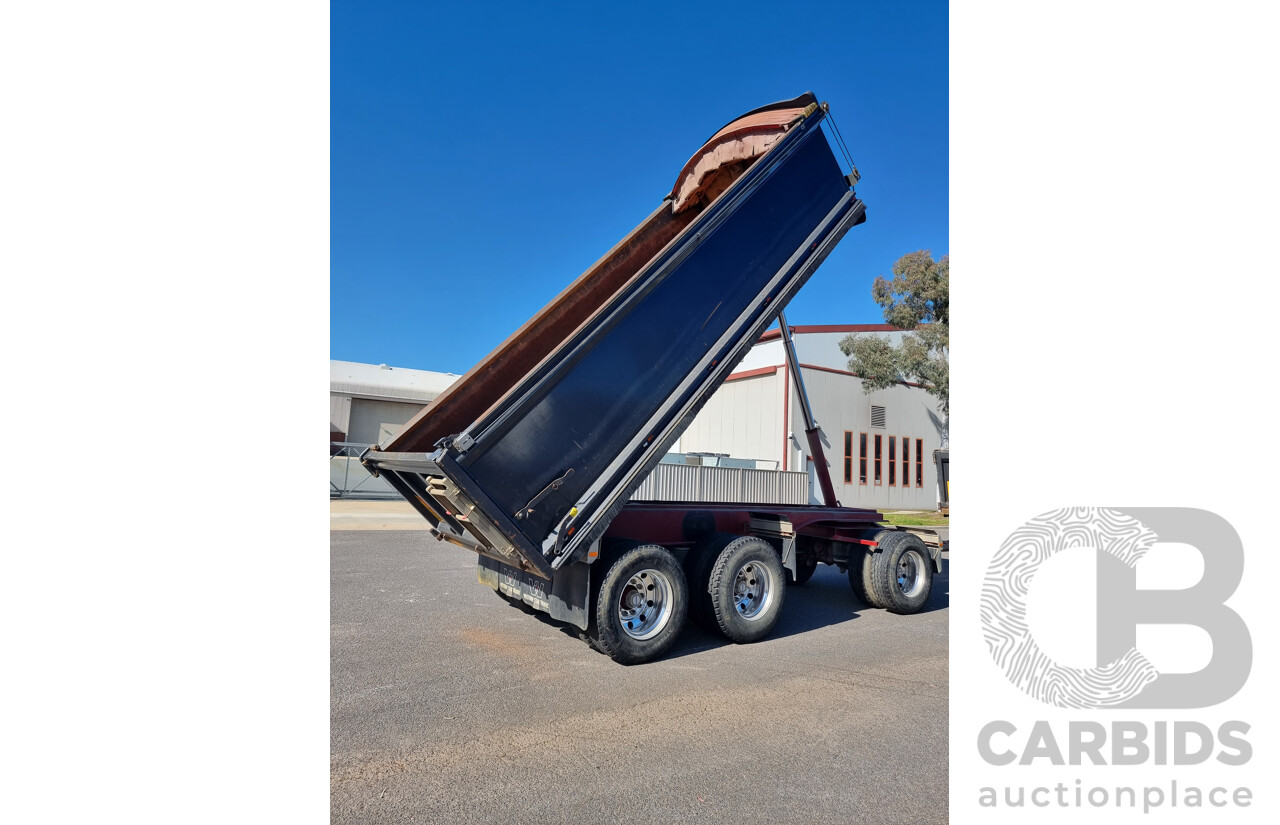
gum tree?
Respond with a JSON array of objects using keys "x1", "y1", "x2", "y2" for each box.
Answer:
[{"x1": 839, "y1": 250, "x2": 948, "y2": 414}]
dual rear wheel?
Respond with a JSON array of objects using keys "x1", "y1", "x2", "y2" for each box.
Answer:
[
  {"x1": 686, "y1": 533, "x2": 786, "y2": 643},
  {"x1": 589, "y1": 534, "x2": 786, "y2": 664},
  {"x1": 849, "y1": 531, "x2": 933, "y2": 614}
]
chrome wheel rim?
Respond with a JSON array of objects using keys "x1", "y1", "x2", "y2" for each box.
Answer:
[
  {"x1": 732, "y1": 560, "x2": 775, "y2": 620},
  {"x1": 617, "y1": 568, "x2": 674, "y2": 640},
  {"x1": 897, "y1": 550, "x2": 925, "y2": 598}
]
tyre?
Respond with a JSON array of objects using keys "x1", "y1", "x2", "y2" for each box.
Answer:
[
  {"x1": 590, "y1": 544, "x2": 688, "y2": 665},
  {"x1": 683, "y1": 532, "x2": 736, "y2": 628},
  {"x1": 707, "y1": 535, "x2": 786, "y2": 643},
  {"x1": 866, "y1": 531, "x2": 933, "y2": 614},
  {"x1": 848, "y1": 546, "x2": 881, "y2": 607},
  {"x1": 790, "y1": 553, "x2": 818, "y2": 585}
]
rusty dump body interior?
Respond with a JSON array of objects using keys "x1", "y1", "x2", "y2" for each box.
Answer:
[{"x1": 363, "y1": 92, "x2": 871, "y2": 581}]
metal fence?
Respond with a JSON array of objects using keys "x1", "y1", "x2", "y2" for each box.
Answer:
[
  {"x1": 332, "y1": 443, "x2": 808, "y2": 504},
  {"x1": 632, "y1": 462, "x2": 808, "y2": 504},
  {"x1": 330, "y1": 443, "x2": 398, "y2": 498}
]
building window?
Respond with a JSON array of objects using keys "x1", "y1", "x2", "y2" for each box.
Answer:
[
  {"x1": 874, "y1": 434, "x2": 882, "y2": 485},
  {"x1": 888, "y1": 437, "x2": 897, "y2": 486},
  {"x1": 859, "y1": 433, "x2": 868, "y2": 485},
  {"x1": 843, "y1": 431, "x2": 852, "y2": 484},
  {"x1": 902, "y1": 436, "x2": 910, "y2": 488},
  {"x1": 916, "y1": 438, "x2": 924, "y2": 488}
]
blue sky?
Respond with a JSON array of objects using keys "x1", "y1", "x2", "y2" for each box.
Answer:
[{"x1": 332, "y1": 0, "x2": 948, "y2": 372}]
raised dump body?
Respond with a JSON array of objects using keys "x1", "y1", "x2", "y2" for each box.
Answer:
[{"x1": 363, "y1": 93, "x2": 939, "y2": 663}]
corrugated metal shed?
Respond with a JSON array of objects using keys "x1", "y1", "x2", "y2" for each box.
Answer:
[
  {"x1": 330, "y1": 360, "x2": 459, "y2": 403},
  {"x1": 631, "y1": 463, "x2": 808, "y2": 505},
  {"x1": 331, "y1": 361, "x2": 462, "y2": 444}
]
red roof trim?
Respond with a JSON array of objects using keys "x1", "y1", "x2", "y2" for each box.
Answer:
[
  {"x1": 798, "y1": 362, "x2": 927, "y2": 390},
  {"x1": 723, "y1": 361, "x2": 926, "y2": 390},
  {"x1": 725, "y1": 365, "x2": 781, "y2": 382}
]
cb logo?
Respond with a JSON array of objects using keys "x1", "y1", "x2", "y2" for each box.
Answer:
[{"x1": 981, "y1": 507, "x2": 1251, "y2": 709}]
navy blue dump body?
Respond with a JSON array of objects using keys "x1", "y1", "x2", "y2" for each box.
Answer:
[
  {"x1": 460, "y1": 128, "x2": 850, "y2": 545},
  {"x1": 363, "y1": 94, "x2": 871, "y2": 582}
]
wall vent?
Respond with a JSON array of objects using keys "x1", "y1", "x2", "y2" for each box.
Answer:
[{"x1": 870, "y1": 405, "x2": 886, "y2": 428}]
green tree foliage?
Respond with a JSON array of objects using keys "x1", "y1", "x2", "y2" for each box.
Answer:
[{"x1": 839, "y1": 250, "x2": 949, "y2": 413}]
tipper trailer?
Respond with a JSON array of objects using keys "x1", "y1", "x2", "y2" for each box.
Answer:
[{"x1": 362, "y1": 93, "x2": 940, "y2": 664}]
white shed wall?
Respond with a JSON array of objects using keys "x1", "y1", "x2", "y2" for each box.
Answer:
[
  {"x1": 678, "y1": 371, "x2": 782, "y2": 466},
  {"x1": 732, "y1": 339, "x2": 785, "y2": 373},
  {"x1": 791, "y1": 367, "x2": 946, "y2": 510},
  {"x1": 676, "y1": 363, "x2": 947, "y2": 511},
  {"x1": 347, "y1": 398, "x2": 428, "y2": 445},
  {"x1": 331, "y1": 395, "x2": 352, "y2": 437}
]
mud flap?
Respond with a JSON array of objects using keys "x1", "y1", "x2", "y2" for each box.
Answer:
[{"x1": 478, "y1": 555, "x2": 591, "y2": 630}]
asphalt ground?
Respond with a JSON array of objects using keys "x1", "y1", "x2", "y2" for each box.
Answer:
[{"x1": 332, "y1": 526, "x2": 949, "y2": 824}]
